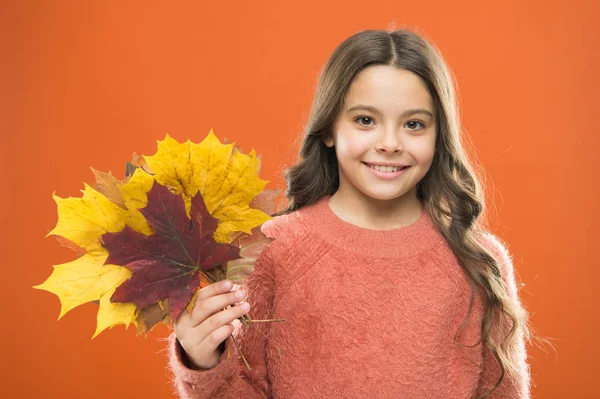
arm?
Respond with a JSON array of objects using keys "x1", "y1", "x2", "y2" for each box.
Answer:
[
  {"x1": 167, "y1": 240, "x2": 277, "y2": 399},
  {"x1": 476, "y1": 233, "x2": 531, "y2": 399}
]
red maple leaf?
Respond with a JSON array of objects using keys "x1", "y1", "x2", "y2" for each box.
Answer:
[{"x1": 102, "y1": 180, "x2": 241, "y2": 321}]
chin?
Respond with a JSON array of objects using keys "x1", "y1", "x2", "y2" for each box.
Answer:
[{"x1": 360, "y1": 189, "x2": 408, "y2": 202}]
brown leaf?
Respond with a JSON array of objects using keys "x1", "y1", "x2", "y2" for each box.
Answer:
[
  {"x1": 90, "y1": 167, "x2": 127, "y2": 209},
  {"x1": 226, "y1": 224, "x2": 274, "y2": 284},
  {"x1": 52, "y1": 235, "x2": 88, "y2": 258},
  {"x1": 135, "y1": 300, "x2": 171, "y2": 336},
  {"x1": 250, "y1": 188, "x2": 283, "y2": 216},
  {"x1": 126, "y1": 152, "x2": 154, "y2": 178}
]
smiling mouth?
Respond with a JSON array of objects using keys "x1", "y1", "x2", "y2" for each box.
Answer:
[{"x1": 363, "y1": 162, "x2": 410, "y2": 173}]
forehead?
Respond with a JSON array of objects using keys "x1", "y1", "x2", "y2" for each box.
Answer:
[{"x1": 344, "y1": 65, "x2": 434, "y2": 113}]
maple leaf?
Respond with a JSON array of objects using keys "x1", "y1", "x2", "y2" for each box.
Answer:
[
  {"x1": 102, "y1": 180, "x2": 242, "y2": 323},
  {"x1": 90, "y1": 168, "x2": 127, "y2": 210},
  {"x1": 45, "y1": 184, "x2": 129, "y2": 253},
  {"x1": 125, "y1": 152, "x2": 154, "y2": 178},
  {"x1": 250, "y1": 188, "x2": 289, "y2": 216},
  {"x1": 94, "y1": 287, "x2": 138, "y2": 338},
  {"x1": 133, "y1": 301, "x2": 172, "y2": 336},
  {"x1": 33, "y1": 251, "x2": 132, "y2": 319}
]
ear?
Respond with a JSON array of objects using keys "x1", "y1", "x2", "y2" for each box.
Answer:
[{"x1": 322, "y1": 135, "x2": 334, "y2": 148}]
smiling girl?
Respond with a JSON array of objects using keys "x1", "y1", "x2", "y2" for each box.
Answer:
[{"x1": 168, "y1": 29, "x2": 531, "y2": 399}]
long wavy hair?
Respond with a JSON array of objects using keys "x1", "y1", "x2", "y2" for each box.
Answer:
[{"x1": 272, "y1": 29, "x2": 533, "y2": 398}]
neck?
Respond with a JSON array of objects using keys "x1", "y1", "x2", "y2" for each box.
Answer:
[
  {"x1": 328, "y1": 189, "x2": 423, "y2": 230},
  {"x1": 297, "y1": 195, "x2": 442, "y2": 258}
]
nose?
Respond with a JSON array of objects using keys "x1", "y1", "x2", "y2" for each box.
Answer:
[{"x1": 376, "y1": 128, "x2": 403, "y2": 153}]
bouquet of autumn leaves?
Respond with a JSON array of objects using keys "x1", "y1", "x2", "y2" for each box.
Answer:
[{"x1": 34, "y1": 130, "x2": 284, "y2": 368}]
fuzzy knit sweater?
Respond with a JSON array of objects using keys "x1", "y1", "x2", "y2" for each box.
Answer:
[{"x1": 167, "y1": 195, "x2": 530, "y2": 399}]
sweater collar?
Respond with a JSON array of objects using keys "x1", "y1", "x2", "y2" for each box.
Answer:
[{"x1": 298, "y1": 195, "x2": 444, "y2": 258}]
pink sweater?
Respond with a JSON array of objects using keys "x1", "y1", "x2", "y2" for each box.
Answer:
[{"x1": 167, "y1": 195, "x2": 530, "y2": 398}]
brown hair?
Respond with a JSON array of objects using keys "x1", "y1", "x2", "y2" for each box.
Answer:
[{"x1": 273, "y1": 28, "x2": 534, "y2": 397}]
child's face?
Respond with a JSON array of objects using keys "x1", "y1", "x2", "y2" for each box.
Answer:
[{"x1": 324, "y1": 65, "x2": 437, "y2": 204}]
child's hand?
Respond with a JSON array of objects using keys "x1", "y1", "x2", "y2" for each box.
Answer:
[{"x1": 174, "y1": 280, "x2": 251, "y2": 370}]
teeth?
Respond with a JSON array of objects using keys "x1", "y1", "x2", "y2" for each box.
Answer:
[{"x1": 368, "y1": 164, "x2": 403, "y2": 172}]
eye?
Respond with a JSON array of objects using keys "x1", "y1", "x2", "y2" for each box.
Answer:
[
  {"x1": 405, "y1": 120, "x2": 425, "y2": 130},
  {"x1": 355, "y1": 116, "x2": 375, "y2": 127}
]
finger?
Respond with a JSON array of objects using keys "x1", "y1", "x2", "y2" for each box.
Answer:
[
  {"x1": 196, "y1": 279, "x2": 234, "y2": 302},
  {"x1": 175, "y1": 280, "x2": 237, "y2": 328},
  {"x1": 174, "y1": 306, "x2": 192, "y2": 328},
  {"x1": 174, "y1": 292, "x2": 201, "y2": 326},
  {"x1": 190, "y1": 288, "x2": 247, "y2": 327},
  {"x1": 192, "y1": 301, "x2": 250, "y2": 346},
  {"x1": 196, "y1": 323, "x2": 235, "y2": 361}
]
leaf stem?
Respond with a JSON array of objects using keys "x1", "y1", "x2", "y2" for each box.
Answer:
[
  {"x1": 245, "y1": 318, "x2": 286, "y2": 323},
  {"x1": 238, "y1": 315, "x2": 249, "y2": 328},
  {"x1": 227, "y1": 264, "x2": 253, "y2": 275},
  {"x1": 230, "y1": 334, "x2": 251, "y2": 371}
]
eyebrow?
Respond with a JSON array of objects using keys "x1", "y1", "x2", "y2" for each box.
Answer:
[{"x1": 345, "y1": 104, "x2": 434, "y2": 119}]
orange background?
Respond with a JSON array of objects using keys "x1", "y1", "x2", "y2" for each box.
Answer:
[{"x1": 2, "y1": 1, "x2": 598, "y2": 398}]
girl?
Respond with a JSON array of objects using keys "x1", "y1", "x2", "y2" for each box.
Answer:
[{"x1": 168, "y1": 28, "x2": 531, "y2": 399}]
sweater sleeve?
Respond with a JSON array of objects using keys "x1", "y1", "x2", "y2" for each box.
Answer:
[
  {"x1": 166, "y1": 231, "x2": 278, "y2": 399},
  {"x1": 476, "y1": 233, "x2": 531, "y2": 399}
]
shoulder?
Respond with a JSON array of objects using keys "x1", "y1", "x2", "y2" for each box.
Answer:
[
  {"x1": 258, "y1": 209, "x2": 312, "y2": 260},
  {"x1": 479, "y1": 232, "x2": 512, "y2": 267},
  {"x1": 260, "y1": 210, "x2": 309, "y2": 242},
  {"x1": 478, "y1": 231, "x2": 520, "y2": 298}
]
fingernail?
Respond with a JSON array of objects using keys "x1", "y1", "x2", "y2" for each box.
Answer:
[
  {"x1": 235, "y1": 290, "x2": 244, "y2": 299},
  {"x1": 223, "y1": 280, "x2": 232, "y2": 290},
  {"x1": 241, "y1": 302, "x2": 250, "y2": 311}
]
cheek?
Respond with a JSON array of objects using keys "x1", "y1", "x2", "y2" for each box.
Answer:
[
  {"x1": 335, "y1": 131, "x2": 369, "y2": 160},
  {"x1": 409, "y1": 136, "x2": 436, "y2": 166}
]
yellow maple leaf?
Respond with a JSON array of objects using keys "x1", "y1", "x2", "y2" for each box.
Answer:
[
  {"x1": 143, "y1": 134, "x2": 202, "y2": 202},
  {"x1": 46, "y1": 184, "x2": 129, "y2": 252},
  {"x1": 32, "y1": 249, "x2": 131, "y2": 319},
  {"x1": 94, "y1": 287, "x2": 137, "y2": 339},
  {"x1": 117, "y1": 167, "x2": 154, "y2": 236},
  {"x1": 191, "y1": 131, "x2": 236, "y2": 204}
]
